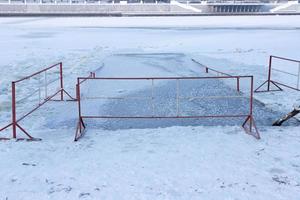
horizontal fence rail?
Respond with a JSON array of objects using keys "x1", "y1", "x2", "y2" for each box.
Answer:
[
  {"x1": 255, "y1": 55, "x2": 300, "y2": 92},
  {"x1": 191, "y1": 58, "x2": 241, "y2": 91},
  {"x1": 191, "y1": 58, "x2": 233, "y2": 77},
  {"x1": 0, "y1": 62, "x2": 74, "y2": 141},
  {"x1": 75, "y1": 75, "x2": 260, "y2": 141}
]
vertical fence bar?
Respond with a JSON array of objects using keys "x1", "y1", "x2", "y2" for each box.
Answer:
[
  {"x1": 12, "y1": 82, "x2": 17, "y2": 139},
  {"x1": 77, "y1": 78, "x2": 82, "y2": 132},
  {"x1": 60, "y1": 62, "x2": 64, "y2": 101},
  {"x1": 151, "y1": 79, "x2": 155, "y2": 116},
  {"x1": 236, "y1": 77, "x2": 240, "y2": 92},
  {"x1": 176, "y1": 79, "x2": 180, "y2": 116},
  {"x1": 44, "y1": 70, "x2": 47, "y2": 99},
  {"x1": 297, "y1": 63, "x2": 300, "y2": 90},
  {"x1": 249, "y1": 76, "x2": 254, "y2": 131},
  {"x1": 76, "y1": 84, "x2": 79, "y2": 100},
  {"x1": 38, "y1": 73, "x2": 41, "y2": 105},
  {"x1": 267, "y1": 56, "x2": 272, "y2": 91}
]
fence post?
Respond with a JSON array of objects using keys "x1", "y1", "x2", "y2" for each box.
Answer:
[
  {"x1": 76, "y1": 84, "x2": 79, "y2": 101},
  {"x1": 12, "y1": 82, "x2": 17, "y2": 139},
  {"x1": 297, "y1": 63, "x2": 300, "y2": 90},
  {"x1": 151, "y1": 79, "x2": 155, "y2": 116},
  {"x1": 236, "y1": 77, "x2": 240, "y2": 92},
  {"x1": 249, "y1": 76, "x2": 254, "y2": 131},
  {"x1": 176, "y1": 79, "x2": 180, "y2": 116},
  {"x1": 77, "y1": 78, "x2": 82, "y2": 132},
  {"x1": 44, "y1": 71, "x2": 48, "y2": 99},
  {"x1": 59, "y1": 62, "x2": 64, "y2": 101},
  {"x1": 267, "y1": 56, "x2": 272, "y2": 91}
]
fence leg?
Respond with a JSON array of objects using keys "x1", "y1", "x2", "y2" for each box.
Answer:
[
  {"x1": 75, "y1": 117, "x2": 86, "y2": 141},
  {"x1": 12, "y1": 82, "x2": 17, "y2": 139},
  {"x1": 267, "y1": 56, "x2": 272, "y2": 92},
  {"x1": 60, "y1": 62, "x2": 64, "y2": 101},
  {"x1": 242, "y1": 115, "x2": 260, "y2": 139},
  {"x1": 242, "y1": 76, "x2": 260, "y2": 139},
  {"x1": 254, "y1": 56, "x2": 282, "y2": 92}
]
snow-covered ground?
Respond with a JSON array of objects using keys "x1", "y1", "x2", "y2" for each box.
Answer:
[{"x1": 0, "y1": 16, "x2": 300, "y2": 199}]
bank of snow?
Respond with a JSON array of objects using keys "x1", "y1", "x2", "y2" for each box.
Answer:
[{"x1": 0, "y1": 126, "x2": 300, "y2": 200}]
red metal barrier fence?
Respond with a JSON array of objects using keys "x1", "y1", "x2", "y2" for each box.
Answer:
[
  {"x1": 0, "y1": 62, "x2": 74, "y2": 141},
  {"x1": 255, "y1": 55, "x2": 300, "y2": 92},
  {"x1": 191, "y1": 58, "x2": 240, "y2": 91},
  {"x1": 74, "y1": 75, "x2": 260, "y2": 141},
  {"x1": 191, "y1": 58, "x2": 232, "y2": 77}
]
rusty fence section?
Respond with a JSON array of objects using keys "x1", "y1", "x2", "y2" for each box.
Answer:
[
  {"x1": 255, "y1": 55, "x2": 300, "y2": 92},
  {"x1": 0, "y1": 62, "x2": 74, "y2": 141},
  {"x1": 75, "y1": 75, "x2": 260, "y2": 141}
]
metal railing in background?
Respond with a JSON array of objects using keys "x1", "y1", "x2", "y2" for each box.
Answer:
[{"x1": 191, "y1": 58, "x2": 240, "y2": 91}]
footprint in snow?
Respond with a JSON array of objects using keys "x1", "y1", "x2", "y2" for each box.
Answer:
[
  {"x1": 22, "y1": 162, "x2": 36, "y2": 167},
  {"x1": 79, "y1": 193, "x2": 91, "y2": 198}
]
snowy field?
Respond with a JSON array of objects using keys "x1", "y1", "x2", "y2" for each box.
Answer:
[{"x1": 0, "y1": 16, "x2": 300, "y2": 199}]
